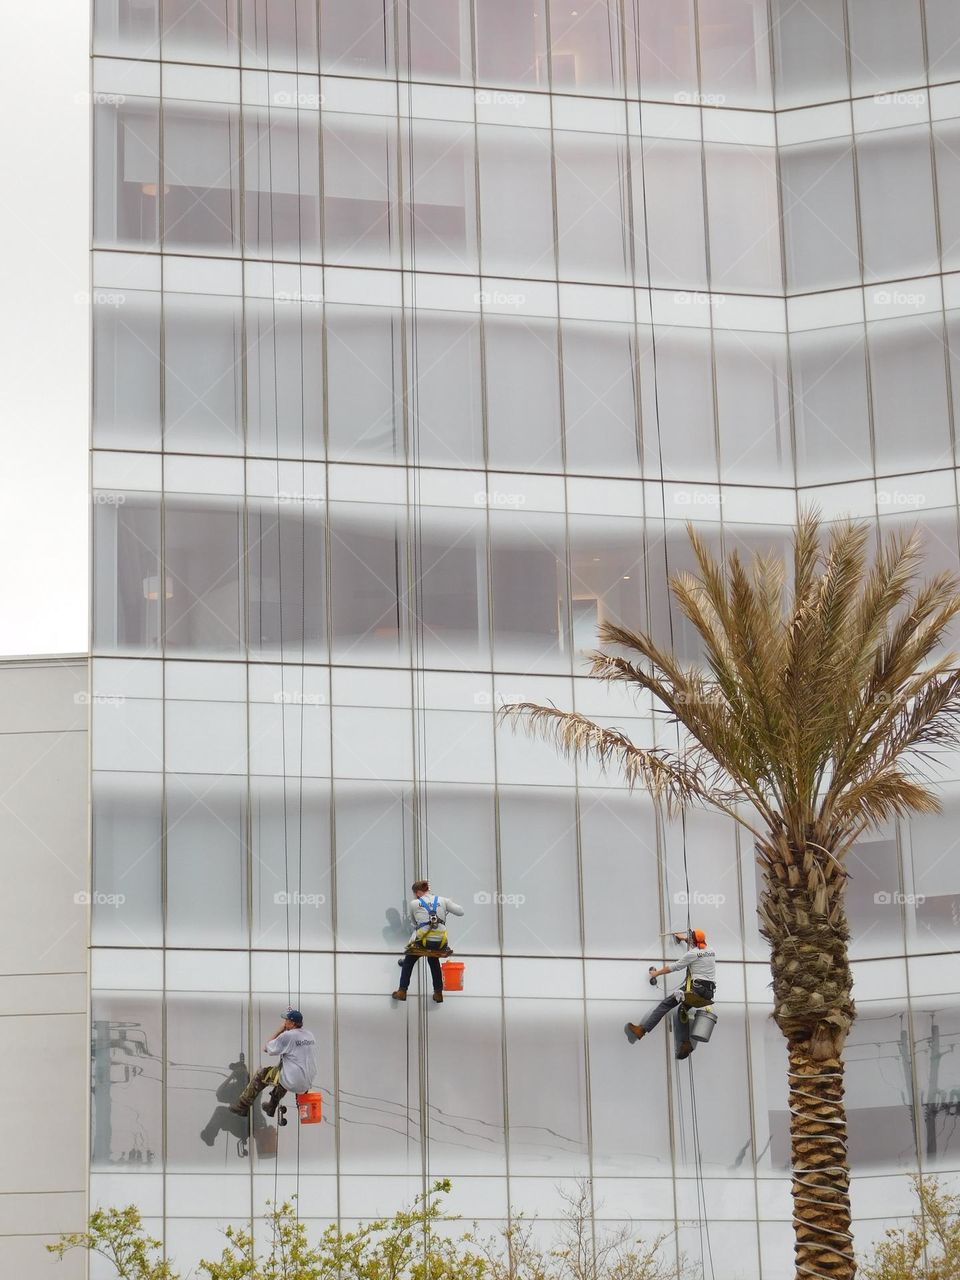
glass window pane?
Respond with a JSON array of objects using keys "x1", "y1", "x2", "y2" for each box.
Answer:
[
  {"x1": 334, "y1": 782, "x2": 413, "y2": 951},
  {"x1": 555, "y1": 131, "x2": 630, "y2": 284},
  {"x1": 705, "y1": 144, "x2": 781, "y2": 293},
  {"x1": 934, "y1": 121, "x2": 960, "y2": 273},
  {"x1": 239, "y1": 0, "x2": 318, "y2": 71},
  {"x1": 846, "y1": 1004, "x2": 919, "y2": 1170},
  {"x1": 92, "y1": 993, "x2": 162, "y2": 1168},
  {"x1": 844, "y1": 832, "x2": 905, "y2": 959},
  {"x1": 500, "y1": 789, "x2": 580, "y2": 954},
  {"x1": 423, "y1": 785, "x2": 499, "y2": 953},
  {"x1": 326, "y1": 305, "x2": 404, "y2": 461},
  {"x1": 329, "y1": 504, "x2": 408, "y2": 666},
  {"x1": 161, "y1": 0, "x2": 238, "y2": 61},
  {"x1": 791, "y1": 325, "x2": 873, "y2": 485},
  {"x1": 399, "y1": 0, "x2": 472, "y2": 82},
  {"x1": 477, "y1": 124, "x2": 555, "y2": 278},
  {"x1": 925, "y1": 0, "x2": 960, "y2": 84},
  {"x1": 781, "y1": 140, "x2": 860, "y2": 292},
  {"x1": 547, "y1": 0, "x2": 622, "y2": 96},
  {"x1": 641, "y1": 138, "x2": 707, "y2": 289},
  {"x1": 714, "y1": 329, "x2": 792, "y2": 485},
  {"x1": 697, "y1": 0, "x2": 772, "y2": 109},
  {"x1": 320, "y1": 1, "x2": 394, "y2": 77},
  {"x1": 245, "y1": 296, "x2": 324, "y2": 458},
  {"x1": 167, "y1": 994, "x2": 248, "y2": 1171},
  {"x1": 94, "y1": 0, "x2": 160, "y2": 57},
  {"x1": 485, "y1": 315, "x2": 562, "y2": 471},
  {"x1": 562, "y1": 320, "x2": 640, "y2": 475},
  {"x1": 857, "y1": 126, "x2": 939, "y2": 283},
  {"x1": 403, "y1": 120, "x2": 478, "y2": 274},
  {"x1": 162, "y1": 103, "x2": 241, "y2": 254},
  {"x1": 93, "y1": 289, "x2": 162, "y2": 450},
  {"x1": 626, "y1": 0, "x2": 697, "y2": 103},
  {"x1": 847, "y1": 0, "x2": 925, "y2": 96},
  {"x1": 94, "y1": 99, "x2": 160, "y2": 249},
  {"x1": 490, "y1": 513, "x2": 569, "y2": 673},
  {"x1": 426, "y1": 995, "x2": 505, "y2": 1171},
  {"x1": 93, "y1": 496, "x2": 163, "y2": 653},
  {"x1": 911, "y1": 997, "x2": 960, "y2": 1168},
  {"x1": 164, "y1": 499, "x2": 244, "y2": 655},
  {"x1": 869, "y1": 316, "x2": 952, "y2": 476},
  {"x1": 650, "y1": 326, "x2": 718, "y2": 482},
  {"x1": 92, "y1": 773, "x2": 163, "y2": 947},
  {"x1": 567, "y1": 515, "x2": 648, "y2": 657},
  {"x1": 246, "y1": 501, "x2": 327, "y2": 660},
  {"x1": 163, "y1": 293, "x2": 243, "y2": 454},
  {"x1": 251, "y1": 777, "x2": 333, "y2": 951},
  {"x1": 243, "y1": 107, "x2": 321, "y2": 261},
  {"x1": 770, "y1": 0, "x2": 848, "y2": 107},
  {"x1": 475, "y1": 0, "x2": 547, "y2": 88},
  {"x1": 165, "y1": 776, "x2": 247, "y2": 947},
  {"x1": 416, "y1": 509, "x2": 490, "y2": 669},
  {"x1": 409, "y1": 311, "x2": 484, "y2": 468},
  {"x1": 673, "y1": 1007, "x2": 753, "y2": 1173},
  {"x1": 322, "y1": 113, "x2": 399, "y2": 267},
  {"x1": 579, "y1": 792, "x2": 660, "y2": 956},
  {"x1": 504, "y1": 996, "x2": 588, "y2": 1173}
]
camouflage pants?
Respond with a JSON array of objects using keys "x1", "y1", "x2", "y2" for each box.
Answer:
[{"x1": 234, "y1": 1065, "x2": 286, "y2": 1114}]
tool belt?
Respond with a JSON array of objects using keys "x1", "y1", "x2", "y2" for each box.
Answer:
[
  {"x1": 683, "y1": 978, "x2": 716, "y2": 1008},
  {"x1": 405, "y1": 936, "x2": 452, "y2": 957}
]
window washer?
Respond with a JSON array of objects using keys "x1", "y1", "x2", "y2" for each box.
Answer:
[
  {"x1": 624, "y1": 929, "x2": 717, "y2": 1060},
  {"x1": 392, "y1": 879, "x2": 464, "y2": 1005},
  {"x1": 229, "y1": 1008, "x2": 318, "y2": 1120}
]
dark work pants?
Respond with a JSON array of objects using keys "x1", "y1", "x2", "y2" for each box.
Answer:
[
  {"x1": 640, "y1": 991, "x2": 699, "y2": 1057},
  {"x1": 399, "y1": 952, "x2": 443, "y2": 992}
]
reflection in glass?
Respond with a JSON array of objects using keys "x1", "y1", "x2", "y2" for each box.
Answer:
[
  {"x1": 408, "y1": 311, "x2": 484, "y2": 468},
  {"x1": 697, "y1": 0, "x2": 772, "y2": 108},
  {"x1": 490, "y1": 513, "x2": 569, "y2": 673},
  {"x1": 93, "y1": 496, "x2": 163, "y2": 653},
  {"x1": 163, "y1": 293, "x2": 243, "y2": 454},
  {"x1": 94, "y1": 0, "x2": 160, "y2": 57},
  {"x1": 505, "y1": 998, "x2": 588, "y2": 1173},
  {"x1": 93, "y1": 289, "x2": 162, "y2": 450},
  {"x1": 245, "y1": 296, "x2": 324, "y2": 458},
  {"x1": 92, "y1": 993, "x2": 162, "y2": 1169},
  {"x1": 791, "y1": 325, "x2": 872, "y2": 486},
  {"x1": 857, "y1": 127, "x2": 938, "y2": 284},
  {"x1": 167, "y1": 993, "x2": 248, "y2": 1170},
  {"x1": 326, "y1": 306, "x2": 404, "y2": 460},
  {"x1": 92, "y1": 773, "x2": 163, "y2": 947},
  {"x1": 93, "y1": 100, "x2": 161, "y2": 249},
  {"x1": 162, "y1": 103, "x2": 241, "y2": 254},
  {"x1": 477, "y1": 125, "x2": 555, "y2": 278},
  {"x1": 555, "y1": 132, "x2": 630, "y2": 285},
  {"x1": 869, "y1": 316, "x2": 952, "y2": 476},
  {"x1": 164, "y1": 499, "x2": 244, "y2": 654},
  {"x1": 247, "y1": 501, "x2": 326, "y2": 660},
  {"x1": 243, "y1": 107, "x2": 322, "y2": 261},
  {"x1": 322, "y1": 114, "x2": 399, "y2": 267},
  {"x1": 251, "y1": 777, "x2": 333, "y2": 951},
  {"x1": 239, "y1": 0, "x2": 318, "y2": 70},
  {"x1": 781, "y1": 140, "x2": 859, "y2": 292},
  {"x1": 626, "y1": 0, "x2": 697, "y2": 102},
  {"x1": 161, "y1": 0, "x2": 238, "y2": 62},
  {"x1": 770, "y1": 0, "x2": 848, "y2": 107},
  {"x1": 166, "y1": 775, "x2": 248, "y2": 947},
  {"x1": 475, "y1": 0, "x2": 547, "y2": 88},
  {"x1": 547, "y1": 0, "x2": 622, "y2": 96},
  {"x1": 402, "y1": 120, "x2": 478, "y2": 274},
  {"x1": 485, "y1": 315, "x2": 562, "y2": 471}
]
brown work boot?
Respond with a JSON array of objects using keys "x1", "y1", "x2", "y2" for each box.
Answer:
[
  {"x1": 676, "y1": 1040, "x2": 694, "y2": 1060},
  {"x1": 624, "y1": 1023, "x2": 646, "y2": 1044},
  {"x1": 392, "y1": 989, "x2": 407, "y2": 1001},
  {"x1": 262, "y1": 1084, "x2": 286, "y2": 1118},
  {"x1": 432, "y1": 991, "x2": 443, "y2": 1003}
]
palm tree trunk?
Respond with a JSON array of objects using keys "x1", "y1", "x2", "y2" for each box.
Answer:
[{"x1": 787, "y1": 1043, "x2": 855, "y2": 1279}]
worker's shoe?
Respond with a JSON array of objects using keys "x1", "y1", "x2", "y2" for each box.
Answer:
[
  {"x1": 392, "y1": 989, "x2": 407, "y2": 1001},
  {"x1": 262, "y1": 1086, "x2": 286, "y2": 1118},
  {"x1": 624, "y1": 1023, "x2": 646, "y2": 1044},
  {"x1": 200, "y1": 1126, "x2": 216, "y2": 1146},
  {"x1": 432, "y1": 991, "x2": 443, "y2": 1003},
  {"x1": 675, "y1": 1040, "x2": 694, "y2": 1061}
]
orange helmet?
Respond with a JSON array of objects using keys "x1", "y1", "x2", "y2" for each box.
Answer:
[{"x1": 690, "y1": 928, "x2": 707, "y2": 949}]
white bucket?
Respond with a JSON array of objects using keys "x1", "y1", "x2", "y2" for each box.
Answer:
[{"x1": 690, "y1": 1008, "x2": 717, "y2": 1043}]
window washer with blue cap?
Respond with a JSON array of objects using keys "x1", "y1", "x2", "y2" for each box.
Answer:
[
  {"x1": 392, "y1": 879, "x2": 464, "y2": 1004},
  {"x1": 230, "y1": 1008, "x2": 318, "y2": 1119}
]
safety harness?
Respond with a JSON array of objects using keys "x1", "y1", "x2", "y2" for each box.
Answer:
[{"x1": 409, "y1": 895, "x2": 449, "y2": 952}]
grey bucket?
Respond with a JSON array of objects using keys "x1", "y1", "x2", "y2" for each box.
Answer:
[{"x1": 690, "y1": 1008, "x2": 717, "y2": 1043}]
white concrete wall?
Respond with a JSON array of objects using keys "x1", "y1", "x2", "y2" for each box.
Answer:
[
  {"x1": 0, "y1": 1, "x2": 89, "y2": 658},
  {"x1": 0, "y1": 658, "x2": 89, "y2": 1278}
]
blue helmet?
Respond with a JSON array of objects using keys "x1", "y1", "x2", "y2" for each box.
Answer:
[{"x1": 283, "y1": 1007, "x2": 303, "y2": 1027}]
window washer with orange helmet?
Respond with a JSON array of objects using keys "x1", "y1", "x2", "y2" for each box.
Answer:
[{"x1": 624, "y1": 928, "x2": 716, "y2": 1060}]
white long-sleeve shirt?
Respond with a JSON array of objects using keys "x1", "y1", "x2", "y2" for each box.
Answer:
[
  {"x1": 265, "y1": 1028, "x2": 319, "y2": 1093},
  {"x1": 407, "y1": 896, "x2": 464, "y2": 931},
  {"x1": 667, "y1": 947, "x2": 717, "y2": 983}
]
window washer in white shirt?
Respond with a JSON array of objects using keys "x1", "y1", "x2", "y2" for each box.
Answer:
[
  {"x1": 230, "y1": 1008, "x2": 318, "y2": 1119},
  {"x1": 624, "y1": 929, "x2": 717, "y2": 1060},
  {"x1": 392, "y1": 879, "x2": 464, "y2": 1004}
]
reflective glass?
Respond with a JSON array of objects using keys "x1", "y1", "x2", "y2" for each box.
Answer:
[
  {"x1": 161, "y1": 0, "x2": 239, "y2": 62},
  {"x1": 94, "y1": 0, "x2": 160, "y2": 57},
  {"x1": 477, "y1": 124, "x2": 555, "y2": 278},
  {"x1": 780, "y1": 140, "x2": 860, "y2": 292},
  {"x1": 933, "y1": 121, "x2": 960, "y2": 273},
  {"x1": 239, "y1": 0, "x2": 319, "y2": 70},
  {"x1": 554, "y1": 131, "x2": 630, "y2": 285},
  {"x1": 245, "y1": 296, "x2": 324, "y2": 458},
  {"x1": 166, "y1": 993, "x2": 248, "y2": 1171},
  {"x1": 94, "y1": 99, "x2": 161, "y2": 249},
  {"x1": 329, "y1": 504, "x2": 408, "y2": 665},
  {"x1": 319, "y1": 2, "x2": 394, "y2": 76},
  {"x1": 845, "y1": 1003, "x2": 919, "y2": 1170},
  {"x1": 475, "y1": 0, "x2": 548, "y2": 88},
  {"x1": 484, "y1": 315, "x2": 563, "y2": 471},
  {"x1": 163, "y1": 293, "x2": 243, "y2": 454},
  {"x1": 334, "y1": 782, "x2": 414, "y2": 952},
  {"x1": 696, "y1": 0, "x2": 773, "y2": 109},
  {"x1": 925, "y1": 0, "x2": 960, "y2": 84},
  {"x1": 243, "y1": 107, "x2": 322, "y2": 262},
  {"x1": 578, "y1": 791, "x2": 660, "y2": 957},
  {"x1": 547, "y1": 0, "x2": 623, "y2": 96},
  {"x1": 499, "y1": 788, "x2": 581, "y2": 954},
  {"x1": 504, "y1": 997, "x2": 589, "y2": 1173},
  {"x1": 911, "y1": 997, "x2": 960, "y2": 1168},
  {"x1": 416, "y1": 509, "x2": 490, "y2": 669},
  {"x1": 714, "y1": 329, "x2": 792, "y2": 486},
  {"x1": 791, "y1": 325, "x2": 873, "y2": 486},
  {"x1": 704, "y1": 144, "x2": 781, "y2": 294},
  {"x1": 91, "y1": 993, "x2": 163, "y2": 1169},
  {"x1": 322, "y1": 113, "x2": 399, "y2": 267},
  {"x1": 421, "y1": 784, "x2": 499, "y2": 953},
  {"x1": 567, "y1": 515, "x2": 647, "y2": 657},
  {"x1": 326, "y1": 305, "x2": 404, "y2": 461},
  {"x1": 92, "y1": 773, "x2": 163, "y2": 947},
  {"x1": 402, "y1": 120, "x2": 478, "y2": 274},
  {"x1": 869, "y1": 315, "x2": 952, "y2": 476},
  {"x1": 251, "y1": 777, "x2": 333, "y2": 951},
  {"x1": 93, "y1": 289, "x2": 162, "y2": 450},
  {"x1": 93, "y1": 496, "x2": 163, "y2": 653},
  {"x1": 425, "y1": 996, "x2": 506, "y2": 1171},
  {"x1": 408, "y1": 311, "x2": 484, "y2": 468},
  {"x1": 650, "y1": 326, "x2": 718, "y2": 482},
  {"x1": 845, "y1": 832, "x2": 906, "y2": 960},
  {"x1": 246, "y1": 501, "x2": 327, "y2": 660},
  {"x1": 640, "y1": 138, "x2": 708, "y2": 289},
  {"x1": 163, "y1": 498, "x2": 244, "y2": 655},
  {"x1": 562, "y1": 320, "x2": 640, "y2": 475},
  {"x1": 399, "y1": 0, "x2": 472, "y2": 82},
  {"x1": 165, "y1": 776, "x2": 247, "y2": 947},
  {"x1": 489, "y1": 513, "x2": 570, "y2": 673},
  {"x1": 162, "y1": 103, "x2": 241, "y2": 254},
  {"x1": 847, "y1": 0, "x2": 925, "y2": 96},
  {"x1": 856, "y1": 126, "x2": 938, "y2": 284},
  {"x1": 770, "y1": 0, "x2": 848, "y2": 107},
  {"x1": 626, "y1": 0, "x2": 697, "y2": 103}
]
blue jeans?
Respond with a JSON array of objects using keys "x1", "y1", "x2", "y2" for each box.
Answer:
[{"x1": 398, "y1": 952, "x2": 443, "y2": 992}]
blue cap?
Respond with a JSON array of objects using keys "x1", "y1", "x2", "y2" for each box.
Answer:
[{"x1": 283, "y1": 1008, "x2": 303, "y2": 1026}]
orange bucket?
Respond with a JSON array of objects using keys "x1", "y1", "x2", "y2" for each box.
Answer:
[
  {"x1": 296, "y1": 1092, "x2": 323, "y2": 1124},
  {"x1": 441, "y1": 960, "x2": 465, "y2": 991}
]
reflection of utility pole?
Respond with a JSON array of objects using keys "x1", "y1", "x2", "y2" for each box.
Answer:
[
  {"x1": 922, "y1": 1016, "x2": 948, "y2": 1161},
  {"x1": 92, "y1": 1021, "x2": 112, "y2": 1164}
]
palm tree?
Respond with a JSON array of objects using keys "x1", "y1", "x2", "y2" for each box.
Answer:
[{"x1": 502, "y1": 512, "x2": 960, "y2": 1280}]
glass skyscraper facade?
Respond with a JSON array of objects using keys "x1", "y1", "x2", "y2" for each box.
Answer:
[{"x1": 88, "y1": 4, "x2": 960, "y2": 1277}]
